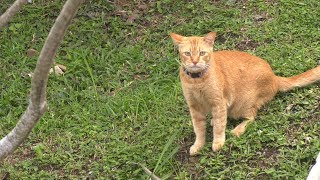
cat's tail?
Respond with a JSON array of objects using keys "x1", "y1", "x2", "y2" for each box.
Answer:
[{"x1": 277, "y1": 66, "x2": 320, "y2": 92}]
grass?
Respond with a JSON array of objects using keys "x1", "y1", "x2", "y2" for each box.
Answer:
[{"x1": 0, "y1": 0, "x2": 320, "y2": 179}]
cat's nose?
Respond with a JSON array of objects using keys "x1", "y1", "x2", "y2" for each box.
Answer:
[{"x1": 192, "y1": 61, "x2": 198, "y2": 65}]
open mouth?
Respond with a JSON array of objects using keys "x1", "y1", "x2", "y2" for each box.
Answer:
[{"x1": 185, "y1": 65, "x2": 205, "y2": 73}]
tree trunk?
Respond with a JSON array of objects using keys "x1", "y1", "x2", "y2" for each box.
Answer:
[
  {"x1": 0, "y1": 0, "x2": 85, "y2": 161},
  {"x1": 0, "y1": 0, "x2": 28, "y2": 28}
]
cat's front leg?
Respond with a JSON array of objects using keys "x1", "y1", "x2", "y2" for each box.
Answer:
[
  {"x1": 189, "y1": 106, "x2": 206, "y2": 156},
  {"x1": 211, "y1": 104, "x2": 227, "y2": 152}
]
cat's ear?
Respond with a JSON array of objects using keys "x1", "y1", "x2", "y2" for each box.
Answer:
[
  {"x1": 203, "y1": 32, "x2": 217, "y2": 46},
  {"x1": 170, "y1": 33, "x2": 184, "y2": 45}
]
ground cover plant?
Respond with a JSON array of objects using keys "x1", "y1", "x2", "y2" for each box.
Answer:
[{"x1": 0, "y1": 0, "x2": 319, "y2": 179}]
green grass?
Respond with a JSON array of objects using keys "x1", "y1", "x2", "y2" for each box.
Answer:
[{"x1": 1, "y1": 0, "x2": 320, "y2": 179}]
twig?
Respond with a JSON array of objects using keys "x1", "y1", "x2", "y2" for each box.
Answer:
[{"x1": 133, "y1": 163, "x2": 161, "y2": 180}]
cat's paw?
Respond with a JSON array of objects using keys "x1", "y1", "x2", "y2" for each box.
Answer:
[
  {"x1": 212, "y1": 141, "x2": 224, "y2": 152},
  {"x1": 189, "y1": 144, "x2": 203, "y2": 156},
  {"x1": 231, "y1": 128, "x2": 244, "y2": 137}
]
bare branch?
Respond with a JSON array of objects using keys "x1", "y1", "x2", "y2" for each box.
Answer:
[
  {"x1": 0, "y1": 0, "x2": 28, "y2": 28},
  {"x1": 0, "y1": 0, "x2": 85, "y2": 161}
]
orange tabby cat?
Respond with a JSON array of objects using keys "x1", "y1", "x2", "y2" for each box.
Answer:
[{"x1": 170, "y1": 32, "x2": 320, "y2": 155}]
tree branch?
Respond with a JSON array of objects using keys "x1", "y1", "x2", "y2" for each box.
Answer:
[
  {"x1": 0, "y1": 0, "x2": 28, "y2": 28},
  {"x1": 0, "y1": 0, "x2": 85, "y2": 161}
]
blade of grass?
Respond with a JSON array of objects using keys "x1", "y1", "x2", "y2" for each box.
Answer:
[
  {"x1": 83, "y1": 58, "x2": 98, "y2": 98},
  {"x1": 153, "y1": 131, "x2": 178, "y2": 175}
]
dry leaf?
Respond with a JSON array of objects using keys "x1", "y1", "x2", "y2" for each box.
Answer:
[
  {"x1": 254, "y1": 13, "x2": 268, "y2": 22},
  {"x1": 56, "y1": 64, "x2": 67, "y2": 71},
  {"x1": 49, "y1": 65, "x2": 66, "y2": 76},
  {"x1": 285, "y1": 104, "x2": 294, "y2": 113},
  {"x1": 127, "y1": 13, "x2": 139, "y2": 23},
  {"x1": 138, "y1": 4, "x2": 148, "y2": 11},
  {"x1": 27, "y1": 73, "x2": 34, "y2": 78},
  {"x1": 26, "y1": 48, "x2": 38, "y2": 57}
]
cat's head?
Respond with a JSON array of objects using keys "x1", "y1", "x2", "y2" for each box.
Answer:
[{"x1": 170, "y1": 32, "x2": 216, "y2": 73}]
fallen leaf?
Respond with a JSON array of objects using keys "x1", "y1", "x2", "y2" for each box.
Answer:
[
  {"x1": 26, "y1": 48, "x2": 38, "y2": 57},
  {"x1": 254, "y1": 13, "x2": 267, "y2": 22},
  {"x1": 27, "y1": 73, "x2": 34, "y2": 78},
  {"x1": 305, "y1": 137, "x2": 311, "y2": 143},
  {"x1": 285, "y1": 104, "x2": 294, "y2": 113},
  {"x1": 127, "y1": 13, "x2": 139, "y2": 23},
  {"x1": 49, "y1": 65, "x2": 66, "y2": 76},
  {"x1": 138, "y1": 4, "x2": 148, "y2": 11},
  {"x1": 56, "y1": 64, "x2": 67, "y2": 71}
]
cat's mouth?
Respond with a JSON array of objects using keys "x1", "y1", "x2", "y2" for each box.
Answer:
[
  {"x1": 183, "y1": 65, "x2": 209, "y2": 78},
  {"x1": 184, "y1": 64, "x2": 207, "y2": 73}
]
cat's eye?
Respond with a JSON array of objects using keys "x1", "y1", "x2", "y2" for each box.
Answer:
[
  {"x1": 184, "y1": 52, "x2": 191, "y2": 56},
  {"x1": 199, "y1": 51, "x2": 206, "y2": 56}
]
